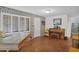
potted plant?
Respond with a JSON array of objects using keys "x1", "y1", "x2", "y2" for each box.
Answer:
[{"x1": 77, "y1": 26, "x2": 79, "y2": 32}]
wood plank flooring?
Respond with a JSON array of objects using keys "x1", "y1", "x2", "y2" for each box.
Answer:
[{"x1": 20, "y1": 36, "x2": 71, "y2": 52}]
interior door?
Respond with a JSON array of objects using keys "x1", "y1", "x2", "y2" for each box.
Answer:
[{"x1": 34, "y1": 17, "x2": 41, "y2": 37}]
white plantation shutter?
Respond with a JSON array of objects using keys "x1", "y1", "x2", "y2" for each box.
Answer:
[
  {"x1": 2, "y1": 14, "x2": 30, "y2": 33},
  {"x1": 26, "y1": 18, "x2": 29, "y2": 31},
  {"x1": 12, "y1": 16, "x2": 18, "y2": 32},
  {"x1": 3, "y1": 15, "x2": 11, "y2": 33},
  {"x1": 20, "y1": 17, "x2": 26, "y2": 31}
]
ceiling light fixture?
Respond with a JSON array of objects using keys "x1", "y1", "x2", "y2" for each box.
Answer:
[
  {"x1": 45, "y1": 10, "x2": 51, "y2": 13},
  {"x1": 42, "y1": 9, "x2": 55, "y2": 14}
]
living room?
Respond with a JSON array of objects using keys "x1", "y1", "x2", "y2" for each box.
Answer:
[{"x1": 0, "y1": 6, "x2": 79, "y2": 52}]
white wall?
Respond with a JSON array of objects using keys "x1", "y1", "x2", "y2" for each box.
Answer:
[
  {"x1": 34, "y1": 17, "x2": 41, "y2": 37},
  {"x1": 45, "y1": 15, "x2": 70, "y2": 37},
  {"x1": 71, "y1": 16, "x2": 79, "y2": 23},
  {"x1": 0, "y1": 14, "x2": 1, "y2": 31}
]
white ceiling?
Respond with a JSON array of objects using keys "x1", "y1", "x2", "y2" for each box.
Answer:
[{"x1": 7, "y1": 6, "x2": 79, "y2": 17}]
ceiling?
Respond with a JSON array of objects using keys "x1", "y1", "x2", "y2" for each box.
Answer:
[{"x1": 7, "y1": 6, "x2": 79, "y2": 17}]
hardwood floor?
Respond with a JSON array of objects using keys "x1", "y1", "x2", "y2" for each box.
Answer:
[{"x1": 20, "y1": 36, "x2": 71, "y2": 52}]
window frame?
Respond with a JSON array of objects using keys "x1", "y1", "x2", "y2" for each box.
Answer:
[{"x1": 1, "y1": 12, "x2": 30, "y2": 33}]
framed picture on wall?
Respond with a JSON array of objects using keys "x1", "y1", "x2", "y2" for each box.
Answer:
[
  {"x1": 41, "y1": 20, "x2": 45, "y2": 25},
  {"x1": 53, "y1": 18, "x2": 62, "y2": 25}
]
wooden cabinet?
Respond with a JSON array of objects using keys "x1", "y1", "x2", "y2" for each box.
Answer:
[
  {"x1": 71, "y1": 33, "x2": 79, "y2": 49},
  {"x1": 49, "y1": 28, "x2": 65, "y2": 39},
  {"x1": 71, "y1": 34, "x2": 79, "y2": 40}
]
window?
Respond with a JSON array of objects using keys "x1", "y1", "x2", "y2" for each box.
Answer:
[
  {"x1": 3, "y1": 15, "x2": 11, "y2": 33},
  {"x1": 20, "y1": 17, "x2": 26, "y2": 31},
  {"x1": 12, "y1": 16, "x2": 18, "y2": 32},
  {"x1": 2, "y1": 14, "x2": 30, "y2": 33},
  {"x1": 26, "y1": 18, "x2": 29, "y2": 31}
]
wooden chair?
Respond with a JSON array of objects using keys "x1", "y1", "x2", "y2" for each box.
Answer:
[
  {"x1": 51, "y1": 33, "x2": 60, "y2": 39},
  {"x1": 49, "y1": 28, "x2": 64, "y2": 39}
]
